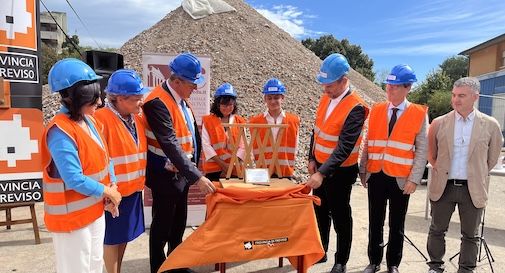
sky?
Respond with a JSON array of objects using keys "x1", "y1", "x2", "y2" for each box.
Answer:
[{"x1": 41, "y1": 0, "x2": 505, "y2": 83}]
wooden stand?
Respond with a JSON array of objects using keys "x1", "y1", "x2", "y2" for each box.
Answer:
[
  {"x1": 0, "y1": 202, "x2": 41, "y2": 244},
  {"x1": 216, "y1": 123, "x2": 293, "y2": 271}
]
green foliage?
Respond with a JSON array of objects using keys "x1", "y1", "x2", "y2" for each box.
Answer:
[
  {"x1": 427, "y1": 90, "x2": 452, "y2": 119},
  {"x1": 408, "y1": 56, "x2": 467, "y2": 121},
  {"x1": 41, "y1": 43, "x2": 59, "y2": 84},
  {"x1": 302, "y1": 35, "x2": 375, "y2": 82},
  {"x1": 439, "y1": 55, "x2": 468, "y2": 82}
]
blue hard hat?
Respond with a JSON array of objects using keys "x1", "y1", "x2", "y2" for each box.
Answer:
[
  {"x1": 48, "y1": 58, "x2": 102, "y2": 92},
  {"x1": 214, "y1": 83, "x2": 237, "y2": 98},
  {"x1": 169, "y1": 53, "x2": 205, "y2": 85},
  {"x1": 316, "y1": 53, "x2": 350, "y2": 84},
  {"x1": 384, "y1": 64, "x2": 417, "y2": 85},
  {"x1": 262, "y1": 78, "x2": 286, "y2": 95},
  {"x1": 105, "y1": 69, "x2": 149, "y2": 95}
]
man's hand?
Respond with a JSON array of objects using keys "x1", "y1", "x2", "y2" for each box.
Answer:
[
  {"x1": 308, "y1": 160, "x2": 317, "y2": 175},
  {"x1": 305, "y1": 172, "x2": 324, "y2": 189},
  {"x1": 197, "y1": 176, "x2": 216, "y2": 194},
  {"x1": 359, "y1": 173, "x2": 367, "y2": 188},
  {"x1": 403, "y1": 181, "x2": 417, "y2": 195}
]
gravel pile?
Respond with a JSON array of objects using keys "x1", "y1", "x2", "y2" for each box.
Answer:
[{"x1": 43, "y1": 0, "x2": 386, "y2": 180}]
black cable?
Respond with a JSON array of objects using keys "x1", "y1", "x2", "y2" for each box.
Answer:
[
  {"x1": 39, "y1": 0, "x2": 83, "y2": 58},
  {"x1": 64, "y1": 0, "x2": 102, "y2": 49}
]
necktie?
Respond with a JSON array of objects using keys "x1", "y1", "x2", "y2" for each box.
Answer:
[
  {"x1": 180, "y1": 100, "x2": 197, "y2": 159},
  {"x1": 389, "y1": 107, "x2": 399, "y2": 137}
]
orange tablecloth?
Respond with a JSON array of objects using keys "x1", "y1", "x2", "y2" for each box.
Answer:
[{"x1": 159, "y1": 183, "x2": 324, "y2": 273}]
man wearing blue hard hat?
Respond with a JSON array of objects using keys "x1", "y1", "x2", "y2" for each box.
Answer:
[
  {"x1": 359, "y1": 64, "x2": 428, "y2": 273},
  {"x1": 305, "y1": 53, "x2": 369, "y2": 273},
  {"x1": 142, "y1": 52, "x2": 216, "y2": 273},
  {"x1": 249, "y1": 78, "x2": 300, "y2": 178},
  {"x1": 94, "y1": 69, "x2": 149, "y2": 273}
]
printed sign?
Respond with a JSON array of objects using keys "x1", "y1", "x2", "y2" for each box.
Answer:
[
  {"x1": 0, "y1": 109, "x2": 44, "y2": 203},
  {"x1": 0, "y1": 0, "x2": 42, "y2": 204}
]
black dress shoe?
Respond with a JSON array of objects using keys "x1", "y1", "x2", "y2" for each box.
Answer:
[
  {"x1": 316, "y1": 253, "x2": 327, "y2": 263},
  {"x1": 388, "y1": 266, "x2": 399, "y2": 273},
  {"x1": 330, "y1": 263, "x2": 346, "y2": 273},
  {"x1": 363, "y1": 264, "x2": 380, "y2": 273}
]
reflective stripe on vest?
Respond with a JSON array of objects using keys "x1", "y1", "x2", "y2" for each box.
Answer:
[
  {"x1": 313, "y1": 91, "x2": 369, "y2": 166},
  {"x1": 45, "y1": 195, "x2": 104, "y2": 215},
  {"x1": 366, "y1": 102, "x2": 427, "y2": 177}
]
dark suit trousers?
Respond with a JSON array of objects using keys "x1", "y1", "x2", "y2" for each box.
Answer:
[
  {"x1": 427, "y1": 183, "x2": 483, "y2": 273},
  {"x1": 367, "y1": 171, "x2": 410, "y2": 267},
  {"x1": 149, "y1": 190, "x2": 189, "y2": 273},
  {"x1": 313, "y1": 164, "x2": 357, "y2": 265}
]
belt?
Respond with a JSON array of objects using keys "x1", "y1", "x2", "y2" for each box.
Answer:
[{"x1": 447, "y1": 179, "x2": 467, "y2": 186}]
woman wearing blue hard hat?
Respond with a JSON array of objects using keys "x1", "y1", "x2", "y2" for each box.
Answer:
[
  {"x1": 94, "y1": 69, "x2": 149, "y2": 273},
  {"x1": 41, "y1": 58, "x2": 122, "y2": 273},
  {"x1": 201, "y1": 82, "x2": 246, "y2": 181}
]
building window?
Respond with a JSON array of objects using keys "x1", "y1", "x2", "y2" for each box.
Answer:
[{"x1": 502, "y1": 50, "x2": 505, "y2": 67}]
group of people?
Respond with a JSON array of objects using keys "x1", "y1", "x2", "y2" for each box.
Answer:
[{"x1": 41, "y1": 51, "x2": 503, "y2": 273}]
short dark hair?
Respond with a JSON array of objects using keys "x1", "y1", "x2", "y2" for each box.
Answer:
[
  {"x1": 210, "y1": 95, "x2": 238, "y2": 118},
  {"x1": 59, "y1": 81, "x2": 101, "y2": 121}
]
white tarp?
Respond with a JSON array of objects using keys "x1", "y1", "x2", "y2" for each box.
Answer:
[{"x1": 182, "y1": 0, "x2": 236, "y2": 20}]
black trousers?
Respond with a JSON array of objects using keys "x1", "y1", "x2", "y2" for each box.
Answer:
[
  {"x1": 367, "y1": 171, "x2": 410, "y2": 267},
  {"x1": 149, "y1": 190, "x2": 189, "y2": 273},
  {"x1": 313, "y1": 163, "x2": 358, "y2": 265}
]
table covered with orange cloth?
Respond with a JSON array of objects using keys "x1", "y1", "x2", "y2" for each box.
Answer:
[{"x1": 158, "y1": 182, "x2": 324, "y2": 273}]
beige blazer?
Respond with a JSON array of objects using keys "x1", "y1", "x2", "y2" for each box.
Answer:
[{"x1": 428, "y1": 110, "x2": 503, "y2": 208}]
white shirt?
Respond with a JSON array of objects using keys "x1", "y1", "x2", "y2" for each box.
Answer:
[
  {"x1": 388, "y1": 99, "x2": 408, "y2": 121},
  {"x1": 324, "y1": 86, "x2": 350, "y2": 122},
  {"x1": 201, "y1": 114, "x2": 245, "y2": 161},
  {"x1": 263, "y1": 110, "x2": 286, "y2": 140},
  {"x1": 167, "y1": 81, "x2": 195, "y2": 126},
  {"x1": 449, "y1": 110, "x2": 475, "y2": 179},
  {"x1": 262, "y1": 110, "x2": 299, "y2": 155}
]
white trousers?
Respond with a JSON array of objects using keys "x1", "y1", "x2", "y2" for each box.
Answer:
[{"x1": 51, "y1": 215, "x2": 105, "y2": 273}]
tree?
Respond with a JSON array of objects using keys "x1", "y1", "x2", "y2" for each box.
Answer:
[
  {"x1": 374, "y1": 68, "x2": 390, "y2": 90},
  {"x1": 408, "y1": 55, "x2": 467, "y2": 121},
  {"x1": 302, "y1": 35, "x2": 375, "y2": 82},
  {"x1": 439, "y1": 55, "x2": 468, "y2": 82},
  {"x1": 41, "y1": 43, "x2": 59, "y2": 84}
]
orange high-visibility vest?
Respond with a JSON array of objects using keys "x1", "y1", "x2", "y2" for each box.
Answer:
[
  {"x1": 249, "y1": 113, "x2": 300, "y2": 177},
  {"x1": 41, "y1": 114, "x2": 111, "y2": 232},
  {"x1": 366, "y1": 102, "x2": 427, "y2": 178},
  {"x1": 143, "y1": 85, "x2": 194, "y2": 159},
  {"x1": 95, "y1": 108, "x2": 147, "y2": 197},
  {"x1": 313, "y1": 91, "x2": 369, "y2": 166},
  {"x1": 202, "y1": 114, "x2": 246, "y2": 174}
]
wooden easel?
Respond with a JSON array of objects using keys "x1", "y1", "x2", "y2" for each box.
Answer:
[
  {"x1": 0, "y1": 202, "x2": 41, "y2": 244},
  {"x1": 222, "y1": 123, "x2": 288, "y2": 179},
  {"x1": 217, "y1": 123, "x2": 295, "y2": 272}
]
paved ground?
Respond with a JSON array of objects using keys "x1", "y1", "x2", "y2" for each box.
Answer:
[{"x1": 1, "y1": 175, "x2": 504, "y2": 273}]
